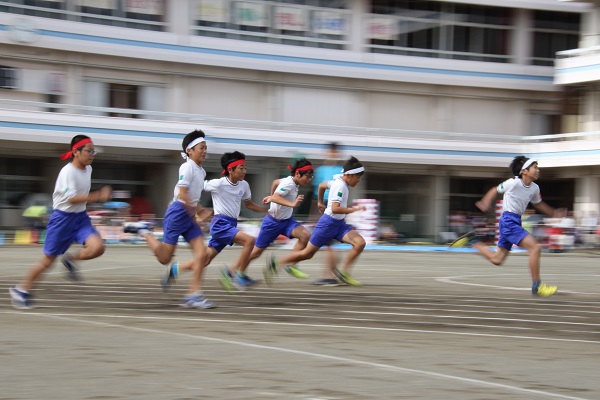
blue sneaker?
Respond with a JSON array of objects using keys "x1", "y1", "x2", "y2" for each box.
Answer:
[
  {"x1": 61, "y1": 254, "x2": 80, "y2": 282},
  {"x1": 161, "y1": 261, "x2": 178, "y2": 291},
  {"x1": 233, "y1": 273, "x2": 256, "y2": 289},
  {"x1": 180, "y1": 294, "x2": 216, "y2": 309},
  {"x1": 238, "y1": 273, "x2": 257, "y2": 286},
  {"x1": 9, "y1": 286, "x2": 33, "y2": 309}
]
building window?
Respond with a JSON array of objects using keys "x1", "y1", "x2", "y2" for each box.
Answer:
[
  {"x1": 83, "y1": 80, "x2": 164, "y2": 118},
  {"x1": 0, "y1": 157, "x2": 44, "y2": 207},
  {"x1": 109, "y1": 83, "x2": 139, "y2": 118},
  {"x1": 532, "y1": 10, "x2": 580, "y2": 66},
  {"x1": 367, "y1": 1, "x2": 512, "y2": 63},
  {"x1": 0, "y1": 67, "x2": 18, "y2": 90},
  {"x1": 193, "y1": 0, "x2": 350, "y2": 50},
  {"x1": 1, "y1": 0, "x2": 165, "y2": 31}
]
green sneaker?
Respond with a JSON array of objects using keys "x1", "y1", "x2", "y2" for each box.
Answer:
[
  {"x1": 219, "y1": 266, "x2": 235, "y2": 294},
  {"x1": 263, "y1": 254, "x2": 278, "y2": 286},
  {"x1": 284, "y1": 266, "x2": 309, "y2": 279},
  {"x1": 533, "y1": 282, "x2": 557, "y2": 297},
  {"x1": 334, "y1": 269, "x2": 362, "y2": 287}
]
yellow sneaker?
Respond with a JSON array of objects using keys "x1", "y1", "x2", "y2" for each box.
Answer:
[
  {"x1": 449, "y1": 231, "x2": 481, "y2": 248},
  {"x1": 334, "y1": 269, "x2": 362, "y2": 286},
  {"x1": 284, "y1": 266, "x2": 309, "y2": 279},
  {"x1": 533, "y1": 282, "x2": 557, "y2": 297}
]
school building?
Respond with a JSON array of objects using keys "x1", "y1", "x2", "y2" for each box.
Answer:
[{"x1": 0, "y1": 0, "x2": 598, "y2": 240}]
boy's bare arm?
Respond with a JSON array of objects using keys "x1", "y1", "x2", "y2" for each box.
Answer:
[{"x1": 475, "y1": 187, "x2": 498, "y2": 213}]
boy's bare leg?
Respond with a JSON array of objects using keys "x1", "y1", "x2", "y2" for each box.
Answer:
[
  {"x1": 19, "y1": 255, "x2": 56, "y2": 292},
  {"x1": 472, "y1": 242, "x2": 510, "y2": 267}
]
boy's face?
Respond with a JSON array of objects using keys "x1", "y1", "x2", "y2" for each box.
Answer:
[
  {"x1": 523, "y1": 163, "x2": 540, "y2": 180},
  {"x1": 229, "y1": 163, "x2": 247, "y2": 181},
  {"x1": 73, "y1": 142, "x2": 96, "y2": 167},
  {"x1": 188, "y1": 142, "x2": 207, "y2": 164},
  {"x1": 345, "y1": 173, "x2": 362, "y2": 187},
  {"x1": 295, "y1": 171, "x2": 314, "y2": 187}
]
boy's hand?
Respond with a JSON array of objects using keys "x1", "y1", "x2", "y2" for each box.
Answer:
[
  {"x1": 317, "y1": 202, "x2": 326, "y2": 213},
  {"x1": 98, "y1": 186, "x2": 112, "y2": 203},
  {"x1": 292, "y1": 195, "x2": 304, "y2": 208}
]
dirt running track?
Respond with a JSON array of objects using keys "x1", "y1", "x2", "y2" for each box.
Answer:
[{"x1": 1, "y1": 245, "x2": 599, "y2": 400}]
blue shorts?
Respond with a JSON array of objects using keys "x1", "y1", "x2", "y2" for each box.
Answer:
[
  {"x1": 162, "y1": 201, "x2": 203, "y2": 245},
  {"x1": 497, "y1": 211, "x2": 529, "y2": 251},
  {"x1": 255, "y1": 215, "x2": 301, "y2": 249},
  {"x1": 43, "y1": 210, "x2": 99, "y2": 256},
  {"x1": 309, "y1": 213, "x2": 354, "y2": 248},
  {"x1": 208, "y1": 214, "x2": 239, "y2": 253}
]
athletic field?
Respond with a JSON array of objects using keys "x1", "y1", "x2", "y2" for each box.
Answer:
[{"x1": 1, "y1": 245, "x2": 599, "y2": 400}]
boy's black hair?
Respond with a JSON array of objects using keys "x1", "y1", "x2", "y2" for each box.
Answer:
[
  {"x1": 327, "y1": 142, "x2": 339, "y2": 151},
  {"x1": 221, "y1": 151, "x2": 246, "y2": 175},
  {"x1": 290, "y1": 157, "x2": 313, "y2": 176},
  {"x1": 182, "y1": 129, "x2": 205, "y2": 153},
  {"x1": 70, "y1": 134, "x2": 91, "y2": 151},
  {"x1": 342, "y1": 156, "x2": 364, "y2": 175},
  {"x1": 510, "y1": 155, "x2": 535, "y2": 177}
]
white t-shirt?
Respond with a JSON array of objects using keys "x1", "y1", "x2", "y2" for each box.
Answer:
[
  {"x1": 497, "y1": 177, "x2": 542, "y2": 215},
  {"x1": 52, "y1": 163, "x2": 92, "y2": 213},
  {"x1": 269, "y1": 176, "x2": 298, "y2": 220},
  {"x1": 324, "y1": 177, "x2": 349, "y2": 220},
  {"x1": 173, "y1": 159, "x2": 206, "y2": 207},
  {"x1": 204, "y1": 177, "x2": 251, "y2": 218}
]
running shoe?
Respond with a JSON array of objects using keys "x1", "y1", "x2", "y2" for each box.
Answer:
[
  {"x1": 232, "y1": 273, "x2": 252, "y2": 291},
  {"x1": 448, "y1": 231, "x2": 482, "y2": 248},
  {"x1": 334, "y1": 269, "x2": 363, "y2": 286},
  {"x1": 235, "y1": 273, "x2": 257, "y2": 287},
  {"x1": 219, "y1": 266, "x2": 235, "y2": 293},
  {"x1": 533, "y1": 282, "x2": 558, "y2": 297},
  {"x1": 61, "y1": 253, "x2": 80, "y2": 282},
  {"x1": 284, "y1": 266, "x2": 309, "y2": 279},
  {"x1": 180, "y1": 294, "x2": 216, "y2": 309},
  {"x1": 123, "y1": 221, "x2": 154, "y2": 236},
  {"x1": 9, "y1": 286, "x2": 33, "y2": 310},
  {"x1": 262, "y1": 254, "x2": 278, "y2": 285},
  {"x1": 161, "y1": 261, "x2": 178, "y2": 291},
  {"x1": 312, "y1": 278, "x2": 339, "y2": 286}
]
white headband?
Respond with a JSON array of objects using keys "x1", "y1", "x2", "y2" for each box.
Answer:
[
  {"x1": 521, "y1": 159, "x2": 537, "y2": 171},
  {"x1": 180, "y1": 137, "x2": 206, "y2": 159},
  {"x1": 343, "y1": 166, "x2": 365, "y2": 175}
]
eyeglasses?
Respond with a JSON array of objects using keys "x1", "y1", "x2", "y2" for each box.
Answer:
[{"x1": 82, "y1": 148, "x2": 97, "y2": 156}]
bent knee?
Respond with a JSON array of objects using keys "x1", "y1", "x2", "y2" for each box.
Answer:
[{"x1": 355, "y1": 237, "x2": 366, "y2": 251}]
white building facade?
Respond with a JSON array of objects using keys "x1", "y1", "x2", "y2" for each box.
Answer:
[{"x1": 0, "y1": 0, "x2": 596, "y2": 239}]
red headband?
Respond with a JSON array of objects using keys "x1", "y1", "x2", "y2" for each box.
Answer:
[
  {"x1": 288, "y1": 164, "x2": 313, "y2": 172},
  {"x1": 60, "y1": 138, "x2": 92, "y2": 160},
  {"x1": 222, "y1": 159, "x2": 246, "y2": 175}
]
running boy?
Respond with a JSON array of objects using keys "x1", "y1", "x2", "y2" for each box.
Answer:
[
  {"x1": 9, "y1": 135, "x2": 112, "y2": 309},
  {"x1": 232, "y1": 158, "x2": 314, "y2": 286},
  {"x1": 311, "y1": 142, "x2": 343, "y2": 285},
  {"x1": 124, "y1": 129, "x2": 215, "y2": 309},
  {"x1": 202, "y1": 151, "x2": 268, "y2": 292},
  {"x1": 453, "y1": 156, "x2": 561, "y2": 297},
  {"x1": 265, "y1": 156, "x2": 367, "y2": 286}
]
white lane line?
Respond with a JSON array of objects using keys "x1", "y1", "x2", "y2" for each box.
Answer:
[
  {"x1": 10, "y1": 295, "x2": 599, "y2": 328},
  {"x1": 4, "y1": 311, "x2": 592, "y2": 400},
  {"x1": 1, "y1": 310, "x2": 598, "y2": 345},
  {"x1": 437, "y1": 275, "x2": 600, "y2": 296}
]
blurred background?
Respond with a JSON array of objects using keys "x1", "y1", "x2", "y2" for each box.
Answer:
[{"x1": 0, "y1": 0, "x2": 598, "y2": 250}]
